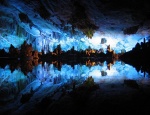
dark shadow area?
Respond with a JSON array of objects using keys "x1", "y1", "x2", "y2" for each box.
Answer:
[
  {"x1": 69, "y1": 1, "x2": 98, "y2": 38},
  {"x1": 120, "y1": 38, "x2": 150, "y2": 76}
]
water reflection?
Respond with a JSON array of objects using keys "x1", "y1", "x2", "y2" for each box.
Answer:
[
  {"x1": 0, "y1": 60, "x2": 150, "y2": 114},
  {"x1": 34, "y1": 61, "x2": 149, "y2": 84}
]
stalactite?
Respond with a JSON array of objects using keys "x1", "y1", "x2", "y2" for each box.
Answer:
[
  {"x1": 22, "y1": 27, "x2": 28, "y2": 37},
  {"x1": 15, "y1": 23, "x2": 30, "y2": 38},
  {"x1": 16, "y1": 24, "x2": 22, "y2": 37}
]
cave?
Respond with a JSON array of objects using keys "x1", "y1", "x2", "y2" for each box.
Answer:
[{"x1": 0, "y1": 0, "x2": 150, "y2": 114}]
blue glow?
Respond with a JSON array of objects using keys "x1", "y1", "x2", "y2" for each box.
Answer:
[
  {"x1": 1, "y1": 16, "x2": 149, "y2": 53},
  {"x1": 0, "y1": 61, "x2": 149, "y2": 94},
  {"x1": 0, "y1": 61, "x2": 150, "y2": 113},
  {"x1": 0, "y1": 0, "x2": 150, "y2": 113},
  {"x1": 0, "y1": 0, "x2": 150, "y2": 53},
  {"x1": 1, "y1": 61, "x2": 148, "y2": 88},
  {"x1": 0, "y1": 66, "x2": 27, "y2": 83},
  {"x1": 32, "y1": 31, "x2": 149, "y2": 53}
]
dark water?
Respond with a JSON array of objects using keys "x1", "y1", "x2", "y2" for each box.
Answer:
[{"x1": 0, "y1": 60, "x2": 150, "y2": 114}]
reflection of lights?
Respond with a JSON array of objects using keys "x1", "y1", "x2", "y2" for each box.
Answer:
[
  {"x1": 89, "y1": 70, "x2": 101, "y2": 77},
  {"x1": 107, "y1": 63, "x2": 113, "y2": 70},
  {"x1": 1, "y1": 61, "x2": 144, "y2": 89},
  {"x1": 107, "y1": 64, "x2": 111, "y2": 70},
  {"x1": 44, "y1": 62, "x2": 47, "y2": 66},
  {"x1": 86, "y1": 60, "x2": 96, "y2": 66},
  {"x1": 0, "y1": 60, "x2": 148, "y2": 98}
]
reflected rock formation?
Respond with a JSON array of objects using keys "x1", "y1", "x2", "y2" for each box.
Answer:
[{"x1": 0, "y1": 60, "x2": 150, "y2": 114}]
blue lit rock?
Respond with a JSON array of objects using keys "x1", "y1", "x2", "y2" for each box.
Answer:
[{"x1": 0, "y1": 0, "x2": 150, "y2": 53}]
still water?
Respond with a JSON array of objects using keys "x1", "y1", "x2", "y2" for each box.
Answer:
[{"x1": 0, "y1": 60, "x2": 150, "y2": 114}]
